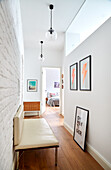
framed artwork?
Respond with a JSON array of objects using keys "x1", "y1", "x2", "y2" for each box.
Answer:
[
  {"x1": 79, "y1": 55, "x2": 91, "y2": 91},
  {"x1": 70, "y1": 63, "x2": 78, "y2": 90},
  {"x1": 73, "y1": 106, "x2": 89, "y2": 151},
  {"x1": 54, "y1": 82, "x2": 60, "y2": 88},
  {"x1": 27, "y1": 79, "x2": 38, "y2": 92}
]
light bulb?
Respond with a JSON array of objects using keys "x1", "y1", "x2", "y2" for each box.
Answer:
[
  {"x1": 45, "y1": 30, "x2": 57, "y2": 40},
  {"x1": 38, "y1": 54, "x2": 45, "y2": 62}
]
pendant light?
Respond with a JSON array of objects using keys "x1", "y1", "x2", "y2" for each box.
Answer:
[
  {"x1": 46, "y1": 4, "x2": 57, "y2": 40},
  {"x1": 39, "y1": 41, "x2": 45, "y2": 62}
]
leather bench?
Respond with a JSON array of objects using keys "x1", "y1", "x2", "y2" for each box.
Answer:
[{"x1": 14, "y1": 105, "x2": 59, "y2": 169}]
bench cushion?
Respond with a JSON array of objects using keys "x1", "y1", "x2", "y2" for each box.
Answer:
[
  {"x1": 15, "y1": 118, "x2": 59, "y2": 150},
  {"x1": 14, "y1": 105, "x2": 24, "y2": 145}
]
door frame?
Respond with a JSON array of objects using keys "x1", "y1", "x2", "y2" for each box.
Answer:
[{"x1": 41, "y1": 66, "x2": 62, "y2": 114}]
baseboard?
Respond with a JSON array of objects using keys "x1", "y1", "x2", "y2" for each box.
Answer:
[
  {"x1": 63, "y1": 121, "x2": 74, "y2": 136},
  {"x1": 12, "y1": 152, "x2": 17, "y2": 170},
  {"x1": 86, "y1": 143, "x2": 111, "y2": 170},
  {"x1": 63, "y1": 122, "x2": 111, "y2": 170}
]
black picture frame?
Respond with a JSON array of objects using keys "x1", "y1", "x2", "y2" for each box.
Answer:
[
  {"x1": 70, "y1": 63, "x2": 78, "y2": 90},
  {"x1": 27, "y1": 79, "x2": 38, "y2": 92},
  {"x1": 79, "y1": 55, "x2": 91, "y2": 91},
  {"x1": 73, "y1": 106, "x2": 89, "y2": 151}
]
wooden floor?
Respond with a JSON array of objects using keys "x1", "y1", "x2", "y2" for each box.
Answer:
[{"x1": 19, "y1": 106, "x2": 103, "y2": 170}]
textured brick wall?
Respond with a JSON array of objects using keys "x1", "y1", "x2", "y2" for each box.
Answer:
[{"x1": 0, "y1": 0, "x2": 23, "y2": 169}]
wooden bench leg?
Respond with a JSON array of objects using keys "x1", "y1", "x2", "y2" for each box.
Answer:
[
  {"x1": 55, "y1": 147, "x2": 58, "y2": 166},
  {"x1": 17, "y1": 151, "x2": 19, "y2": 170}
]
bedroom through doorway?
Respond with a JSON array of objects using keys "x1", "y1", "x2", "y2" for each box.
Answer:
[{"x1": 41, "y1": 67, "x2": 61, "y2": 114}]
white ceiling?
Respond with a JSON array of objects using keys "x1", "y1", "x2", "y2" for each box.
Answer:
[{"x1": 20, "y1": 0, "x2": 85, "y2": 50}]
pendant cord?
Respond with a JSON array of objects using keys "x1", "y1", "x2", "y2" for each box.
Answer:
[
  {"x1": 41, "y1": 42, "x2": 43, "y2": 57},
  {"x1": 50, "y1": 9, "x2": 52, "y2": 29},
  {"x1": 41, "y1": 44, "x2": 42, "y2": 55}
]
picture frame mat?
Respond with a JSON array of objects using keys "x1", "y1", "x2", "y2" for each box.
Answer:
[
  {"x1": 79, "y1": 55, "x2": 91, "y2": 91},
  {"x1": 70, "y1": 62, "x2": 78, "y2": 90}
]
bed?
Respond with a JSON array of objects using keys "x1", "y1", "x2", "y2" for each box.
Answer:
[{"x1": 47, "y1": 93, "x2": 59, "y2": 106}]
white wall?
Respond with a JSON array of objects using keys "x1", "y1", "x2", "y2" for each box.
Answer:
[
  {"x1": 0, "y1": 0, "x2": 23, "y2": 169},
  {"x1": 23, "y1": 47, "x2": 41, "y2": 101},
  {"x1": 63, "y1": 18, "x2": 111, "y2": 167},
  {"x1": 65, "y1": 32, "x2": 80, "y2": 56},
  {"x1": 65, "y1": 0, "x2": 111, "y2": 56},
  {"x1": 24, "y1": 45, "x2": 62, "y2": 101},
  {"x1": 46, "y1": 68, "x2": 60, "y2": 94}
]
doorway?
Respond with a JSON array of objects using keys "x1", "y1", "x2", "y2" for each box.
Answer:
[{"x1": 41, "y1": 67, "x2": 61, "y2": 114}]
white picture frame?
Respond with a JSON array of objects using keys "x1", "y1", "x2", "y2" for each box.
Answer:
[{"x1": 27, "y1": 79, "x2": 38, "y2": 92}]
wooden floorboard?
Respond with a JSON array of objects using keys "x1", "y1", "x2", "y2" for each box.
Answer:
[{"x1": 19, "y1": 106, "x2": 103, "y2": 170}]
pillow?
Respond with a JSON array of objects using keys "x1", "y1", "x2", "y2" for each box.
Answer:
[{"x1": 50, "y1": 93, "x2": 55, "y2": 97}]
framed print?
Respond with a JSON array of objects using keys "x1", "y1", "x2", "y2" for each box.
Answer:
[
  {"x1": 70, "y1": 63, "x2": 78, "y2": 90},
  {"x1": 79, "y1": 55, "x2": 91, "y2": 91},
  {"x1": 54, "y1": 82, "x2": 60, "y2": 88},
  {"x1": 27, "y1": 79, "x2": 38, "y2": 92},
  {"x1": 73, "y1": 106, "x2": 89, "y2": 151}
]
